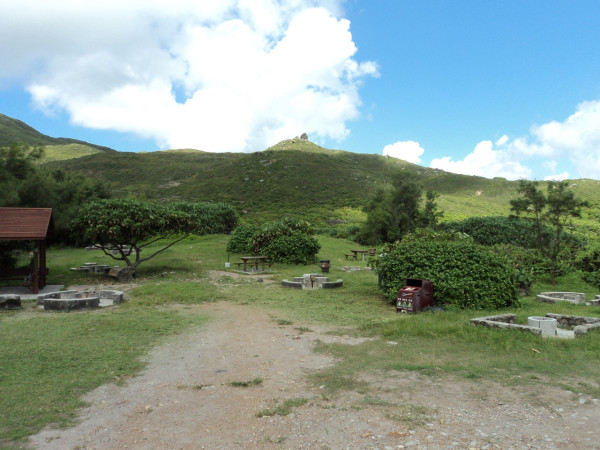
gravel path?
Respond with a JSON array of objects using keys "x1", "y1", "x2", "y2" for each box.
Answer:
[{"x1": 28, "y1": 301, "x2": 600, "y2": 449}]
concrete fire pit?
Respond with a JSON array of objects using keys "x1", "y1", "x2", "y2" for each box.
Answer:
[
  {"x1": 282, "y1": 274, "x2": 343, "y2": 290},
  {"x1": 38, "y1": 289, "x2": 124, "y2": 311},
  {"x1": 471, "y1": 313, "x2": 600, "y2": 339}
]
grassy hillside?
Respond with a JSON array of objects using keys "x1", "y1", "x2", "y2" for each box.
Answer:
[
  {"x1": 0, "y1": 113, "x2": 116, "y2": 154},
  {"x1": 46, "y1": 140, "x2": 600, "y2": 230},
  {"x1": 3, "y1": 112, "x2": 599, "y2": 231}
]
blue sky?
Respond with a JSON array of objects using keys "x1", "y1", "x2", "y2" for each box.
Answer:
[{"x1": 1, "y1": 0, "x2": 599, "y2": 180}]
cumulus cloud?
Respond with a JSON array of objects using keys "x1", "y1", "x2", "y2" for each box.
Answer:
[
  {"x1": 382, "y1": 140, "x2": 424, "y2": 163},
  {"x1": 430, "y1": 140, "x2": 533, "y2": 180},
  {"x1": 0, "y1": 0, "x2": 377, "y2": 152},
  {"x1": 430, "y1": 100, "x2": 600, "y2": 180}
]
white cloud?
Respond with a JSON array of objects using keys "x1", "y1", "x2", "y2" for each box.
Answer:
[
  {"x1": 430, "y1": 100, "x2": 600, "y2": 180},
  {"x1": 382, "y1": 141, "x2": 425, "y2": 163},
  {"x1": 0, "y1": 0, "x2": 377, "y2": 152},
  {"x1": 430, "y1": 140, "x2": 532, "y2": 180},
  {"x1": 544, "y1": 172, "x2": 569, "y2": 181}
]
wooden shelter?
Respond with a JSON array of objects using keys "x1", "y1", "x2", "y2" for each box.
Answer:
[{"x1": 0, "y1": 207, "x2": 54, "y2": 293}]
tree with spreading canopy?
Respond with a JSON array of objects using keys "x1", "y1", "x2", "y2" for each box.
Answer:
[{"x1": 71, "y1": 199, "x2": 237, "y2": 276}]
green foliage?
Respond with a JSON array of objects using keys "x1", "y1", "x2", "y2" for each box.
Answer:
[
  {"x1": 376, "y1": 233, "x2": 519, "y2": 309},
  {"x1": 510, "y1": 180, "x2": 589, "y2": 285},
  {"x1": 71, "y1": 199, "x2": 235, "y2": 269},
  {"x1": 575, "y1": 240, "x2": 600, "y2": 273},
  {"x1": 248, "y1": 218, "x2": 320, "y2": 264},
  {"x1": 0, "y1": 143, "x2": 111, "y2": 241},
  {"x1": 359, "y1": 178, "x2": 442, "y2": 245},
  {"x1": 226, "y1": 224, "x2": 260, "y2": 254},
  {"x1": 441, "y1": 216, "x2": 546, "y2": 247},
  {"x1": 262, "y1": 234, "x2": 321, "y2": 265},
  {"x1": 170, "y1": 201, "x2": 237, "y2": 234},
  {"x1": 582, "y1": 270, "x2": 600, "y2": 291}
]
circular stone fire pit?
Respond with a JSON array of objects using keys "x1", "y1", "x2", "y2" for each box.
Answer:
[{"x1": 38, "y1": 289, "x2": 124, "y2": 311}]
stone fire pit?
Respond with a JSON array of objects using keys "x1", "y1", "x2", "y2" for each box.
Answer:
[
  {"x1": 470, "y1": 313, "x2": 600, "y2": 338},
  {"x1": 282, "y1": 274, "x2": 343, "y2": 290},
  {"x1": 38, "y1": 289, "x2": 124, "y2": 311}
]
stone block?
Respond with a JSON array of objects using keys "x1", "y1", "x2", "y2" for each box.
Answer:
[
  {"x1": 99, "y1": 290, "x2": 124, "y2": 303},
  {"x1": 0, "y1": 295, "x2": 21, "y2": 310}
]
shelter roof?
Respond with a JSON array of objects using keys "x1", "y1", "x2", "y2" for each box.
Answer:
[{"x1": 0, "y1": 207, "x2": 54, "y2": 240}]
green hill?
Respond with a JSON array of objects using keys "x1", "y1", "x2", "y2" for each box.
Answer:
[
  {"x1": 2, "y1": 113, "x2": 599, "y2": 232},
  {"x1": 0, "y1": 113, "x2": 116, "y2": 156}
]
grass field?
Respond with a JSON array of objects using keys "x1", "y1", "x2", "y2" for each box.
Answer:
[{"x1": 1, "y1": 234, "x2": 600, "y2": 445}]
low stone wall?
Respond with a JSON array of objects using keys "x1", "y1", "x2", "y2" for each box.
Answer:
[
  {"x1": 471, "y1": 312, "x2": 600, "y2": 338},
  {"x1": 470, "y1": 314, "x2": 542, "y2": 336},
  {"x1": 99, "y1": 289, "x2": 124, "y2": 303},
  {"x1": 37, "y1": 290, "x2": 80, "y2": 305},
  {"x1": 282, "y1": 280, "x2": 303, "y2": 289},
  {"x1": 537, "y1": 292, "x2": 585, "y2": 305},
  {"x1": 44, "y1": 296, "x2": 100, "y2": 311},
  {"x1": 546, "y1": 313, "x2": 600, "y2": 336}
]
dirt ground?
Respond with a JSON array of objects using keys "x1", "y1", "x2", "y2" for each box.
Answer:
[{"x1": 27, "y1": 281, "x2": 600, "y2": 449}]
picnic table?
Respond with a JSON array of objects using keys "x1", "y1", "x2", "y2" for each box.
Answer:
[
  {"x1": 351, "y1": 249, "x2": 369, "y2": 261},
  {"x1": 237, "y1": 256, "x2": 271, "y2": 272}
]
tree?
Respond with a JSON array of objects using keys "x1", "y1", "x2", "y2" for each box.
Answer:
[
  {"x1": 71, "y1": 199, "x2": 237, "y2": 275},
  {"x1": 510, "y1": 180, "x2": 588, "y2": 285},
  {"x1": 0, "y1": 143, "x2": 111, "y2": 241},
  {"x1": 360, "y1": 178, "x2": 442, "y2": 245}
]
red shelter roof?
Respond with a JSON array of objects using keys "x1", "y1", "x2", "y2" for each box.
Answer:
[{"x1": 0, "y1": 207, "x2": 54, "y2": 240}]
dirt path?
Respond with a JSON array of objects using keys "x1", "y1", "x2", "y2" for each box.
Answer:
[{"x1": 28, "y1": 301, "x2": 600, "y2": 449}]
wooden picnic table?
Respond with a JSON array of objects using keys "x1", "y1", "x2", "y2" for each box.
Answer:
[
  {"x1": 239, "y1": 256, "x2": 269, "y2": 272},
  {"x1": 350, "y1": 249, "x2": 369, "y2": 261}
]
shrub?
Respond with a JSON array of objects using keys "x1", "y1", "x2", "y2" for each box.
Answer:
[
  {"x1": 233, "y1": 218, "x2": 321, "y2": 264},
  {"x1": 441, "y1": 216, "x2": 543, "y2": 248},
  {"x1": 226, "y1": 224, "x2": 259, "y2": 254},
  {"x1": 170, "y1": 201, "x2": 237, "y2": 235},
  {"x1": 262, "y1": 234, "x2": 321, "y2": 265},
  {"x1": 575, "y1": 240, "x2": 600, "y2": 273},
  {"x1": 376, "y1": 234, "x2": 519, "y2": 310}
]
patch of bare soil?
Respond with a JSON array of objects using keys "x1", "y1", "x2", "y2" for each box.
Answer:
[{"x1": 28, "y1": 302, "x2": 600, "y2": 449}]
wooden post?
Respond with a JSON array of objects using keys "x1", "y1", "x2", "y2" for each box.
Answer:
[{"x1": 32, "y1": 248, "x2": 39, "y2": 294}]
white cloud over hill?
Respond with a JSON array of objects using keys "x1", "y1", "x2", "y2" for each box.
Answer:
[
  {"x1": 429, "y1": 100, "x2": 600, "y2": 180},
  {"x1": 0, "y1": 0, "x2": 377, "y2": 152}
]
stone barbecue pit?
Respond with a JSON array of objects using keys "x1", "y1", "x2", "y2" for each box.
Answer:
[
  {"x1": 470, "y1": 313, "x2": 600, "y2": 339},
  {"x1": 282, "y1": 273, "x2": 343, "y2": 290},
  {"x1": 38, "y1": 289, "x2": 124, "y2": 311}
]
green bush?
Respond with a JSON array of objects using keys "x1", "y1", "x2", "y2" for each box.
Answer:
[
  {"x1": 376, "y1": 234, "x2": 519, "y2": 310},
  {"x1": 262, "y1": 234, "x2": 321, "y2": 265},
  {"x1": 441, "y1": 216, "x2": 545, "y2": 248},
  {"x1": 170, "y1": 201, "x2": 237, "y2": 235},
  {"x1": 575, "y1": 240, "x2": 600, "y2": 273},
  {"x1": 248, "y1": 218, "x2": 320, "y2": 264},
  {"x1": 317, "y1": 225, "x2": 362, "y2": 242},
  {"x1": 226, "y1": 224, "x2": 259, "y2": 254}
]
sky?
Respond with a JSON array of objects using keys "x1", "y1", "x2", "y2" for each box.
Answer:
[{"x1": 1, "y1": 0, "x2": 599, "y2": 181}]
